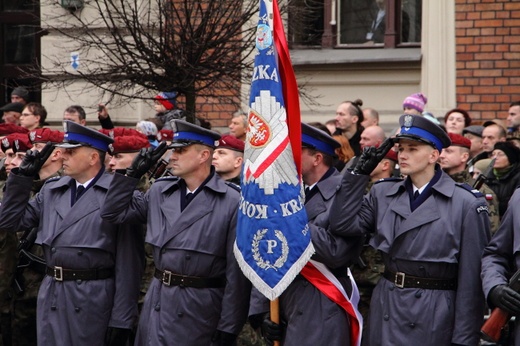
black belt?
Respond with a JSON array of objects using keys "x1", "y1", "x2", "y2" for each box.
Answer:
[
  {"x1": 46, "y1": 266, "x2": 114, "y2": 281},
  {"x1": 154, "y1": 268, "x2": 225, "y2": 288},
  {"x1": 383, "y1": 269, "x2": 457, "y2": 290}
]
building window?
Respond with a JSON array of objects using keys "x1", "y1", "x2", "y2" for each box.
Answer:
[
  {"x1": 338, "y1": 0, "x2": 421, "y2": 46},
  {"x1": 0, "y1": 0, "x2": 41, "y2": 103},
  {"x1": 289, "y1": 0, "x2": 421, "y2": 49},
  {"x1": 288, "y1": 0, "x2": 324, "y2": 47}
]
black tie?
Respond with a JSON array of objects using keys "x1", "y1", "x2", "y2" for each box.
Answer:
[
  {"x1": 413, "y1": 190, "x2": 420, "y2": 200},
  {"x1": 185, "y1": 192, "x2": 194, "y2": 204},
  {"x1": 76, "y1": 185, "x2": 85, "y2": 201}
]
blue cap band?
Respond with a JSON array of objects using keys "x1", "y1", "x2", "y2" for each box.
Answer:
[
  {"x1": 399, "y1": 126, "x2": 443, "y2": 151},
  {"x1": 302, "y1": 133, "x2": 336, "y2": 157},
  {"x1": 174, "y1": 131, "x2": 216, "y2": 147},
  {"x1": 64, "y1": 132, "x2": 110, "y2": 152}
]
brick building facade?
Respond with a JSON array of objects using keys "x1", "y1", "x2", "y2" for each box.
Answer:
[{"x1": 455, "y1": 0, "x2": 520, "y2": 123}]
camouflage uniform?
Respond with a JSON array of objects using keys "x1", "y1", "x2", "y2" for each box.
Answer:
[
  {"x1": 236, "y1": 323, "x2": 266, "y2": 346},
  {"x1": 507, "y1": 128, "x2": 520, "y2": 140},
  {"x1": 449, "y1": 170, "x2": 500, "y2": 235}
]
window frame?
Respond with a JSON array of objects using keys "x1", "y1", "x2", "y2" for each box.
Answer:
[
  {"x1": 0, "y1": 1, "x2": 42, "y2": 103},
  {"x1": 291, "y1": 0, "x2": 422, "y2": 49}
]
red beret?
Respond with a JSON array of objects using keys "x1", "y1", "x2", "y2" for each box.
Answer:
[
  {"x1": 157, "y1": 129, "x2": 174, "y2": 142},
  {"x1": 218, "y1": 134, "x2": 244, "y2": 152},
  {"x1": 110, "y1": 135, "x2": 150, "y2": 154},
  {"x1": 384, "y1": 149, "x2": 398, "y2": 162},
  {"x1": 99, "y1": 127, "x2": 148, "y2": 140},
  {"x1": 29, "y1": 128, "x2": 64, "y2": 144},
  {"x1": 448, "y1": 132, "x2": 471, "y2": 149},
  {"x1": 0, "y1": 123, "x2": 29, "y2": 136},
  {"x1": 1, "y1": 133, "x2": 31, "y2": 153}
]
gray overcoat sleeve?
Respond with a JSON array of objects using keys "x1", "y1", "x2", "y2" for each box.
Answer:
[
  {"x1": 328, "y1": 172, "x2": 374, "y2": 237},
  {"x1": 0, "y1": 173, "x2": 40, "y2": 231},
  {"x1": 100, "y1": 172, "x2": 148, "y2": 224}
]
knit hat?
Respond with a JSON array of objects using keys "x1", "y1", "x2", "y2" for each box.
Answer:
[
  {"x1": 447, "y1": 133, "x2": 471, "y2": 149},
  {"x1": 155, "y1": 91, "x2": 178, "y2": 110},
  {"x1": 493, "y1": 141, "x2": 520, "y2": 165},
  {"x1": 136, "y1": 121, "x2": 159, "y2": 148},
  {"x1": 403, "y1": 93, "x2": 428, "y2": 113},
  {"x1": 11, "y1": 87, "x2": 29, "y2": 103},
  {"x1": 136, "y1": 121, "x2": 158, "y2": 137}
]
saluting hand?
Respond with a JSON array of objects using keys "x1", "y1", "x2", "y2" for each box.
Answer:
[
  {"x1": 352, "y1": 137, "x2": 394, "y2": 175},
  {"x1": 18, "y1": 142, "x2": 54, "y2": 178},
  {"x1": 126, "y1": 141, "x2": 168, "y2": 179}
]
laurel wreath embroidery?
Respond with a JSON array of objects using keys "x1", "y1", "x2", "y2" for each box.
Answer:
[{"x1": 252, "y1": 229, "x2": 289, "y2": 270}]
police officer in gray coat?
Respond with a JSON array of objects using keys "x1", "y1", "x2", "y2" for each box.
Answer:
[
  {"x1": 481, "y1": 188, "x2": 520, "y2": 344},
  {"x1": 256, "y1": 123, "x2": 363, "y2": 345},
  {"x1": 0, "y1": 121, "x2": 143, "y2": 346},
  {"x1": 329, "y1": 114, "x2": 491, "y2": 346},
  {"x1": 101, "y1": 120, "x2": 251, "y2": 346}
]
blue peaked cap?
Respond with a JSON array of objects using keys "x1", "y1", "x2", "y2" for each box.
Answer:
[
  {"x1": 57, "y1": 120, "x2": 113, "y2": 152},
  {"x1": 301, "y1": 122, "x2": 340, "y2": 157},
  {"x1": 396, "y1": 114, "x2": 451, "y2": 151},
  {"x1": 170, "y1": 120, "x2": 221, "y2": 148}
]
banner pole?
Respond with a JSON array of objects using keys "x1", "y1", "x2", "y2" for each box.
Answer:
[{"x1": 270, "y1": 299, "x2": 280, "y2": 346}]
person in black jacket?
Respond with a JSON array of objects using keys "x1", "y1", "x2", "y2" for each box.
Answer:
[{"x1": 486, "y1": 141, "x2": 520, "y2": 218}]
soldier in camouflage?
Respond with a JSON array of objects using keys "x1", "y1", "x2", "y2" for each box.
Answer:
[{"x1": 439, "y1": 132, "x2": 499, "y2": 234}]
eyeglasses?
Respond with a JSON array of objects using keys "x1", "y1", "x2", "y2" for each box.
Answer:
[{"x1": 21, "y1": 113, "x2": 34, "y2": 117}]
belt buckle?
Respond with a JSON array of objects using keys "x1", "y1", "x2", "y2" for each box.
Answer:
[
  {"x1": 162, "y1": 270, "x2": 172, "y2": 286},
  {"x1": 395, "y1": 272, "x2": 405, "y2": 289},
  {"x1": 54, "y1": 266, "x2": 63, "y2": 282}
]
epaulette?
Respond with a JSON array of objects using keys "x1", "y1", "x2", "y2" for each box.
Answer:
[
  {"x1": 456, "y1": 182, "x2": 484, "y2": 198},
  {"x1": 155, "y1": 176, "x2": 179, "y2": 183},
  {"x1": 42, "y1": 176, "x2": 61, "y2": 185},
  {"x1": 226, "y1": 181, "x2": 241, "y2": 192},
  {"x1": 374, "y1": 177, "x2": 403, "y2": 185}
]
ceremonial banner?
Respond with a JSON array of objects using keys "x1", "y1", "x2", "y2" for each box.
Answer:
[{"x1": 234, "y1": 0, "x2": 314, "y2": 300}]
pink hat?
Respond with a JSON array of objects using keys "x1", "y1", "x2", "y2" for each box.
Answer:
[{"x1": 403, "y1": 93, "x2": 428, "y2": 113}]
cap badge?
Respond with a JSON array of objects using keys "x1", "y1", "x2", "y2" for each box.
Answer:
[
  {"x1": 29, "y1": 131, "x2": 36, "y2": 142},
  {"x1": 1, "y1": 138, "x2": 8, "y2": 148},
  {"x1": 403, "y1": 115, "x2": 413, "y2": 128}
]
